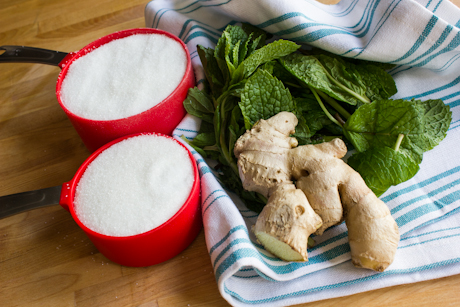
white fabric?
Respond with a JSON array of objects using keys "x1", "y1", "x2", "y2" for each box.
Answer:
[{"x1": 145, "y1": 1, "x2": 460, "y2": 306}]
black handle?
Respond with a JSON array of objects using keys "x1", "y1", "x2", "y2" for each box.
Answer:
[
  {"x1": 0, "y1": 45, "x2": 68, "y2": 66},
  {"x1": 0, "y1": 186, "x2": 62, "y2": 219}
]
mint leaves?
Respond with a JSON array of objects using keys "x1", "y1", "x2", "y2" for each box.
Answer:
[
  {"x1": 344, "y1": 99, "x2": 451, "y2": 196},
  {"x1": 183, "y1": 25, "x2": 300, "y2": 212},
  {"x1": 183, "y1": 24, "x2": 452, "y2": 211},
  {"x1": 240, "y1": 69, "x2": 296, "y2": 129}
]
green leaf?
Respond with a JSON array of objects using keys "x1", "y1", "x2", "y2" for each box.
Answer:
[
  {"x1": 348, "y1": 146, "x2": 420, "y2": 197},
  {"x1": 242, "y1": 23, "x2": 269, "y2": 48},
  {"x1": 354, "y1": 63, "x2": 397, "y2": 101},
  {"x1": 197, "y1": 45, "x2": 225, "y2": 97},
  {"x1": 222, "y1": 26, "x2": 249, "y2": 74},
  {"x1": 183, "y1": 87, "x2": 215, "y2": 123},
  {"x1": 415, "y1": 99, "x2": 452, "y2": 151},
  {"x1": 232, "y1": 39, "x2": 300, "y2": 84},
  {"x1": 293, "y1": 95, "x2": 332, "y2": 139},
  {"x1": 229, "y1": 105, "x2": 244, "y2": 155},
  {"x1": 343, "y1": 99, "x2": 451, "y2": 163},
  {"x1": 239, "y1": 69, "x2": 296, "y2": 129},
  {"x1": 189, "y1": 132, "x2": 216, "y2": 148},
  {"x1": 306, "y1": 48, "x2": 397, "y2": 101},
  {"x1": 281, "y1": 53, "x2": 371, "y2": 105}
]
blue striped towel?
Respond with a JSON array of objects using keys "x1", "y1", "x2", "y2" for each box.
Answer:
[{"x1": 145, "y1": 0, "x2": 460, "y2": 306}]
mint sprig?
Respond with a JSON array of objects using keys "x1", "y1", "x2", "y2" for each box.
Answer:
[{"x1": 183, "y1": 24, "x2": 452, "y2": 211}]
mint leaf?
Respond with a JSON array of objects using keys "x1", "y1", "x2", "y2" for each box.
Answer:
[
  {"x1": 197, "y1": 45, "x2": 225, "y2": 97},
  {"x1": 183, "y1": 87, "x2": 215, "y2": 123},
  {"x1": 281, "y1": 53, "x2": 371, "y2": 105},
  {"x1": 348, "y1": 146, "x2": 420, "y2": 197},
  {"x1": 343, "y1": 99, "x2": 451, "y2": 163},
  {"x1": 306, "y1": 49, "x2": 397, "y2": 101},
  {"x1": 232, "y1": 39, "x2": 300, "y2": 84},
  {"x1": 344, "y1": 98, "x2": 451, "y2": 196},
  {"x1": 416, "y1": 99, "x2": 452, "y2": 151},
  {"x1": 239, "y1": 69, "x2": 295, "y2": 129},
  {"x1": 296, "y1": 95, "x2": 333, "y2": 134},
  {"x1": 354, "y1": 63, "x2": 397, "y2": 101},
  {"x1": 223, "y1": 26, "x2": 248, "y2": 74},
  {"x1": 343, "y1": 99, "x2": 424, "y2": 159}
]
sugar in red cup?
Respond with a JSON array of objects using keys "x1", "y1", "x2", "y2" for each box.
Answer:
[
  {"x1": 59, "y1": 133, "x2": 201, "y2": 267},
  {"x1": 56, "y1": 28, "x2": 195, "y2": 152}
]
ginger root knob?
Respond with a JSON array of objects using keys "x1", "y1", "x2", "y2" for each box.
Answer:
[{"x1": 235, "y1": 111, "x2": 400, "y2": 271}]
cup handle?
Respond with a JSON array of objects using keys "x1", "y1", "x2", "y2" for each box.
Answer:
[
  {"x1": 59, "y1": 181, "x2": 73, "y2": 212},
  {"x1": 0, "y1": 45, "x2": 70, "y2": 67}
]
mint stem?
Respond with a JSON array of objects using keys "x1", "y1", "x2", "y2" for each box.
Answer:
[
  {"x1": 323, "y1": 69, "x2": 371, "y2": 104},
  {"x1": 394, "y1": 134, "x2": 404, "y2": 151},
  {"x1": 309, "y1": 86, "x2": 342, "y2": 127},
  {"x1": 218, "y1": 95, "x2": 239, "y2": 176},
  {"x1": 317, "y1": 90, "x2": 351, "y2": 119}
]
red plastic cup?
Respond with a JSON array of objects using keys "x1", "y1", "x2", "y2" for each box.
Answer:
[
  {"x1": 58, "y1": 133, "x2": 202, "y2": 267},
  {"x1": 55, "y1": 28, "x2": 195, "y2": 152},
  {"x1": 1, "y1": 28, "x2": 194, "y2": 152}
]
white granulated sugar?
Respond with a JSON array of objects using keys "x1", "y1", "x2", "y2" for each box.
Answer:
[
  {"x1": 74, "y1": 135, "x2": 194, "y2": 237},
  {"x1": 60, "y1": 34, "x2": 187, "y2": 120}
]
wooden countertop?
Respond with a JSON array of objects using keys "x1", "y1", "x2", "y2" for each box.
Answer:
[{"x1": 1, "y1": 1, "x2": 460, "y2": 306}]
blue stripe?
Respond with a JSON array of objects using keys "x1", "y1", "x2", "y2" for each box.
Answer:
[
  {"x1": 390, "y1": 177, "x2": 460, "y2": 216},
  {"x1": 214, "y1": 245, "x2": 345, "y2": 281},
  {"x1": 175, "y1": 127, "x2": 199, "y2": 133},
  {"x1": 256, "y1": 12, "x2": 315, "y2": 29},
  {"x1": 209, "y1": 225, "x2": 248, "y2": 255},
  {"x1": 455, "y1": 19, "x2": 460, "y2": 28},
  {"x1": 184, "y1": 30, "x2": 220, "y2": 44},
  {"x1": 254, "y1": 0, "x2": 383, "y2": 45},
  {"x1": 269, "y1": 0, "x2": 378, "y2": 41},
  {"x1": 395, "y1": 190, "x2": 460, "y2": 227},
  {"x1": 411, "y1": 31, "x2": 460, "y2": 67},
  {"x1": 432, "y1": 0, "x2": 443, "y2": 13},
  {"x1": 199, "y1": 165, "x2": 213, "y2": 176},
  {"x1": 203, "y1": 194, "x2": 232, "y2": 214},
  {"x1": 203, "y1": 189, "x2": 226, "y2": 207},
  {"x1": 223, "y1": 258, "x2": 460, "y2": 304},
  {"x1": 405, "y1": 205, "x2": 460, "y2": 235},
  {"x1": 400, "y1": 74, "x2": 460, "y2": 100},
  {"x1": 399, "y1": 25, "x2": 454, "y2": 67},
  {"x1": 239, "y1": 212, "x2": 259, "y2": 219},
  {"x1": 178, "y1": 20, "x2": 222, "y2": 41},
  {"x1": 402, "y1": 232, "x2": 460, "y2": 249},
  {"x1": 402, "y1": 225, "x2": 460, "y2": 241},
  {"x1": 381, "y1": 165, "x2": 460, "y2": 203},
  {"x1": 353, "y1": 0, "x2": 402, "y2": 57},
  {"x1": 214, "y1": 237, "x2": 251, "y2": 267},
  {"x1": 215, "y1": 239, "x2": 351, "y2": 279},
  {"x1": 390, "y1": 15, "x2": 438, "y2": 63},
  {"x1": 151, "y1": 0, "x2": 233, "y2": 29}
]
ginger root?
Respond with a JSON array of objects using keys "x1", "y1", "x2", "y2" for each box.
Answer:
[{"x1": 234, "y1": 111, "x2": 400, "y2": 272}]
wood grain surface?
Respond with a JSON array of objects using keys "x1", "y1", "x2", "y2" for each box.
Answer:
[{"x1": 1, "y1": 1, "x2": 460, "y2": 306}]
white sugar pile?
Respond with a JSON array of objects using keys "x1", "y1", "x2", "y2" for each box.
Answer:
[
  {"x1": 60, "y1": 33, "x2": 187, "y2": 120},
  {"x1": 74, "y1": 135, "x2": 195, "y2": 237}
]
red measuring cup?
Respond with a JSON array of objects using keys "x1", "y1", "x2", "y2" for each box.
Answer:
[
  {"x1": 0, "y1": 28, "x2": 195, "y2": 152},
  {"x1": 59, "y1": 132, "x2": 202, "y2": 267}
]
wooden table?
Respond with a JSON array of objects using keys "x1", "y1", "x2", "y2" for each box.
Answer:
[{"x1": 1, "y1": 1, "x2": 460, "y2": 306}]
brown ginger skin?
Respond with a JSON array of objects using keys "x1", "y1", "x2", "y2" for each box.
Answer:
[
  {"x1": 235, "y1": 111, "x2": 400, "y2": 271},
  {"x1": 291, "y1": 139, "x2": 400, "y2": 272},
  {"x1": 253, "y1": 183, "x2": 322, "y2": 261},
  {"x1": 234, "y1": 112, "x2": 299, "y2": 198}
]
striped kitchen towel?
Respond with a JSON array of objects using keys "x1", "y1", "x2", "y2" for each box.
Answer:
[{"x1": 145, "y1": 0, "x2": 460, "y2": 306}]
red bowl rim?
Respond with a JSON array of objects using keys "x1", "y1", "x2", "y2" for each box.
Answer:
[
  {"x1": 55, "y1": 28, "x2": 193, "y2": 124},
  {"x1": 64, "y1": 132, "x2": 200, "y2": 241}
]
